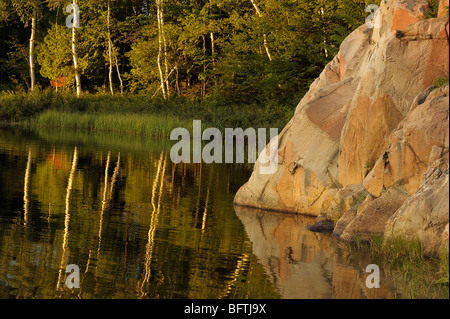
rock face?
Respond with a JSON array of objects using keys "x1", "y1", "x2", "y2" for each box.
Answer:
[
  {"x1": 385, "y1": 151, "x2": 449, "y2": 254},
  {"x1": 363, "y1": 84, "x2": 449, "y2": 198},
  {"x1": 340, "y1": 187, "x2": 410, "y2": 242},
  {"x1": 234, "y1": 0, "x2": 449, "y2": 254}
]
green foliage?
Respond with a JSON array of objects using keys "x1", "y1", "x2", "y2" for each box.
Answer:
[
  {"x1": 0, "y1": 90, "x2": 53, "y2": 121},
  {"x1": 425, "y1": 0, "x2": 440, "y2": 19},
  {"x1": 37, "y1": 24, "x2": 73, "y2": 88},
  {"x1": 0, "y1": 0, "x2": 379, "y2": 117},
  {"x1": 10, "y1": 0, "x2": 41, "y2": 25},
  {"x1": 0, "y1": 0, "x2": 10, "y2": 22},
  {"x1": 435, "y1": 77, "x2": 449, "y2": 87},
  {"x1": 112, "y1": 0, "x2": 374, "y2": 104},
  {"x1": 0, "y1": 37, "x2": 30, "y2": 90}
]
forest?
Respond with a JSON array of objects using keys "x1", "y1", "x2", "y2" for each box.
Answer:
[{"x1": 0, "y1": 0, "x2": 382, "y2": 130}]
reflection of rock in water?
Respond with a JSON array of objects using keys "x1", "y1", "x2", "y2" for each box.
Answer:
[
  {"x1": 235, "y1": 206, "x2": 335, "y2": 298},
  {"x1": 234, "y1": 205, "x2": 393, "y2": 299}
]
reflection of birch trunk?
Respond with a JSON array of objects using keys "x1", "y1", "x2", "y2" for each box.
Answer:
[
  {"x1": 48, "y1": 148, "x2": 56, "y2": 225},
  {"x1": 23, "y1": 148, "x2": 32, "y2": 226},
  {"x1": 109, "y1": 152, "x2": 120, "y2": 199},
  {"x1": 151, "y1": 152, "x2": 164, "y2": 212},
  {"x1": 221, "y1": 243, "x2": 251, "y2": 298},
  {"x1": 201, "y1": 168, "x2": 214, "y2": 232},
  {"x1": 170, "y1": 162, "x2": 176, "y2": 194},
  {"x1": 201, "y1": 188, "x2": 210, "y2": 232},
  {"x1": 97, "y1": 151, "x2": 111, "y2": 257},
  {"x1": 86, "y1": 152, "x2": 119, "y2": 275},
  {"x1": 57, "y1": 147, "x2": 78, "y2": 290},
  {"x1": 249, "y1": 0, "x2": 272, "y2": 61},
  {"x1": 140, "y1": 152, "x2": 166, "y2": 295},
  {"x1": 194, "y1": 163, "x2": 202, "y2": 226}
]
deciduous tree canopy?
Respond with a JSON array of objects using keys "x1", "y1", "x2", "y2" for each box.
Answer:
[{"x1": 0, "y1": 0, "x2": 379, "y2": 105}]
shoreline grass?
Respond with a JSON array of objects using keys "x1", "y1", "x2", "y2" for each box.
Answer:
[
  {"x1": 346, "y1": 235, "x2": 449, "y2": 298},
  {"x1": 21, "y1": 109, "x2": 194, "y2": 138},
  {"x1": 0, "y1": 91, "x2": 294, "y2": 136}
]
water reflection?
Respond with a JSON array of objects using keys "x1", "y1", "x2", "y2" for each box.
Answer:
[
  {"x1": 0, "y1": 127, "x2": 277, "y2": 299},
  {"x1": 23, "y1": 148, "x2": 32, "y2": 225},
  {"x1": 234, "y1": 206, "x2": 396, "y2": 299},
  {"x1": 139, "y1": 152, "x2": 166, "y2": 297},
  {"x1": 0, "y1": 126, "x2": 435, "y2": 299},
  {"x1": 56, "y1": 147, "x2": 78, "y2": 290}
]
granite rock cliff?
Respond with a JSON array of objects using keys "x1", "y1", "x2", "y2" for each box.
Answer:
[{"x1": 234, "y1": 0, "x2": 449, "y2": 254}]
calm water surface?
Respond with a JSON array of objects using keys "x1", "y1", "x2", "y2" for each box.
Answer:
[{"x1": 0, "y1": 126, "x2": 415, "y2": 299}]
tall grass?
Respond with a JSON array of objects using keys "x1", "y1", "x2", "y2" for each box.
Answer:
[
  {"x1": 0, "y1": 91, "x2": 293, "y2": 135},
  {"x1": 346, "y1": 235, "x2": 449, "y2": 298},
  {"x1": 28, "y1": 110, "x2": 193, "y2": 138},
  {"x1": 434, "y1": 249, "x2": 449, "y2": 286},
  {"x1": 369, "y1": 236, "x2": 425, "y2": 263}
]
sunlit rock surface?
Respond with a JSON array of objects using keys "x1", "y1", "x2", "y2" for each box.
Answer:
[{"x1": 235, "y1": 0, "x2": 449, "y2": 254}]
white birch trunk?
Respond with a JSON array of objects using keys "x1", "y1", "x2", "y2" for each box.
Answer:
[
  {"x1": 211, "y1": 32, "x2": 217, "y2": 86},
  {"x1": 108, "y1": 0, "x2": 114, "y2": 95},
  {"x1": 156, "y1": 0, "x2": 167, "y2": 100},
  {"x1": 72, "y1": 0, "x2": 82, "y2": 97},
  {"x1": 249, "y1": 0, "x2": 273, "y2": 62},
  {"x1": 29, "y1": 9, "x2": 36, "y2": 91},
  {"x1": 161, "y1": 1, "x2": 170, "y2": 97},
  {"x1": 115, "y1": 54, "x2": 124, "y2": 95}
]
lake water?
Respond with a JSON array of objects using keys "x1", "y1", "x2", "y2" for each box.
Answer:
[{"x1": 0, "y1": 126, "x2": 440, "y2": 299}]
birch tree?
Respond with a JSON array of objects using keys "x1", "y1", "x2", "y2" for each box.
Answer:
[
  {"x1": 105, "y1": 0, "x2": 124, "y2": 95},
  {"x1": 107, "y1": 0, "x2": 114, "y2": 95},
  {"x1": 28, "y1": 8, "x2": 36, "y2": 91},
  {"x1": 155, "y1": 0, "x2": 167, "y2": 99},
  {"x1": 249, "y1": 0, "x2": 272, "y2": 62},
  {"x1": 10, "y1": 0, "x2": 41, "y2": 92},
  {"x1": 67, "y1": 0, "x2": 81, "y2": 97},
  {"x1": 161, "y1": 1, "x2": 169, "y2": 97}
]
